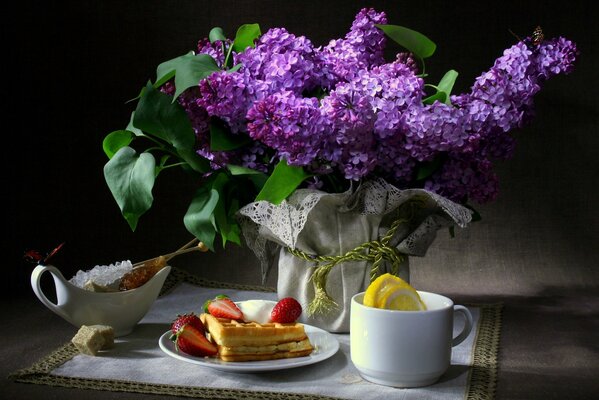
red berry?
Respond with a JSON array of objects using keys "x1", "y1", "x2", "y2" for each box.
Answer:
[
  {"x1": 203, "y1": 295, "x2": 243, "y2": 320},
  {"x1": 172, "y1": 324, "x2": 217, "y2": 357},
  {"x1": 271, "y1": 297, "x2": 302, "y2": 323},
  {"x1": 171, "y1": 313, "x2": 205, "y2": 336}
]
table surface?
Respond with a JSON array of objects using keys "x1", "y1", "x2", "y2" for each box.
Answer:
[{"x1": 3, "y1": 288, "x2": 598, "y2": 400}]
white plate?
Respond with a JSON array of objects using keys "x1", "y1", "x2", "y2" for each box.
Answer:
[{"x1": 158, "y1": 324, "x2": 339, "y2": 372}]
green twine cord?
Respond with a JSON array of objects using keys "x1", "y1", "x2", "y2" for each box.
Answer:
[{"x1": 287, "y1": 199, "x2": 424, "y2": 316}]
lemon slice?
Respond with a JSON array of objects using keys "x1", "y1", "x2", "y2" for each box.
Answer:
[
  {"x1": 363, "y1": 273, "x2": 427, "y2": 311},
  {"x1": 378, "y1": 285, "x2": 426, "y2": 311},
  {"x1": 363, "y1": 273, "x2": 401, "y2": 307}
]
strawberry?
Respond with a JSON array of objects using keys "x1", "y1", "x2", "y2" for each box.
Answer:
[
  {"x1": 270, "y1": 297, "x2": 302, "y2": 323},
  {"x1": 170, "y1": 324, "x2": 217, "y2": 357},
  {"x1": 203, "y1": 295, "x2": 243, "y2": 320},
  {"x1": 170, "y1": 313, "x2": 204, "y2": 336}
]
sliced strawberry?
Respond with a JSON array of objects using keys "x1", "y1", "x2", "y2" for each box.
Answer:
[
  {"x1": 203, "y1": 295, "x2": 243, "y2": 320},
  {"x1": 271, "y1": 297, "x2": 302, "y2": 323},
  {"x1": 171, "y1": 324, "x2": 217, "y2": 357},
  {"x1": 170, "y1": 313, "x2": 204, "y2": 336}
]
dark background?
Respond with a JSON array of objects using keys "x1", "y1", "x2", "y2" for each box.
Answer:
[
  {"x1": 3, "y1": 1, "x2": 599, "y2": 399},
  {"x1": 5, "y1": 0, "x2": 598, "y2": 297}
]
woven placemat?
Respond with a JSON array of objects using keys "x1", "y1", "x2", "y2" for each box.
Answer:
[{"x1": 10, "y1": 268, "x2": 502, "y2": 400}]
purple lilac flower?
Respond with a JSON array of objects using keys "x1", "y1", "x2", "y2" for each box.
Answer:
[
  {"x1": 246, "y1": 91, "x2": 325, "y2": 166},
  {"x1": 453, "y1": 37, "x2": 578, "y2": 162},
  {"x1": 420, "y1": 36, "x2": 577, "y2": 202},
  {"x1": 320, "y1": 83, "x2": 378, "y2": 180},
  {"x1": 163, "y1": 70, "x2": 268, "y2": 171},
  {"x1": 375, "y1": 139, "x2": 416, "y2": 186},
  {"x1": 467, "y1": 42, "x2": 538, "y2": 135},
  {"x1": 236, "y1": 28, "x2": 323, "y2": 96},
  {"x1": 534, "y1": 37, "x2": 578, "y2": 79},
  {"x1": 319, "y1": 8, "x2": 387, "y2": 86},
  {"x1": 394, "y1": 52, "x2": 419, "y2": 74},
  {"x1": 239, "y1": 142, "x2": 269, "y2": 172},
  {"x1": 424, "y1": 155, "x2": 499, "y2": 204},
  {"x1": 158, "y1": 8, "x2": 578, "y2": 205},
  {"x1": 340, "y1": 59, "x2": 424, "y2": 184},
  {"x1": 197, "y1": 38, "x2": 230, "y2": 68},
  {"x1": 197, "y1": 70, "x2": 252, "y2": 133},
  {"x1": 402, "y1": 102, "x2": 472, "y2": 161},
  {"x1": 368, "y1": 60, "x2": 424, "y2": 137}
]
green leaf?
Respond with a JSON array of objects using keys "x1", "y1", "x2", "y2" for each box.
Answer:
[
  {"x1": 104, "y1": 147, "x2": 156, "y2": 231},
  {"x1": 255, "y1": 159, "x2": 311, "y2": 204},
  {"x1": 376, "y1": 24, "x2": 436, "y2": 59},
  {"x1": 209, "y1": 27, "x2": 226, "y2": 43},
  {"x1": 438, "y1": 70, "x2": 459, "y2": 105},
  {"x1": 224, "y1": 198, "x2": 242, "y2": 246},
  {"x1": 226, "y1": 164, "x2": 268, "y2": 192},
  {"x1": 449, "y1": 226, "x2": 455, "y2": 238},
  {"x1": 226, "y1": 164, "x2": 265, "y2": 176},
  {"x1": 126, "y1": 112, "x2": 144, "y2": 136},
  {"x1": 304, "y1": 86, "x2": 328, "y2": 100},
  {"x1": 155, "y1": 53, "x2": 220, "y2": 99},
  {"x1": 103, "y1": 130, "x2": 134, "y2": 159},
  {"x1": 464, "y1": 204, "x2": 482, "y2": 222},
  {"x1": 415, "y1": 155, "x2": 444, "y2": 180},
  {"x1": 249, "y1": 174, "x2": 269, "y2": 192},
  {"x1": 173, "y1": 54, "x2": 220, "y2": 100},
  {"x1": 209, "y1": 173, "x2": 234, "y2": 248},
  {"x1": 126, "y1": 84, "x2": 150, "y2": 104},
  {"x1": 155, "y1": 51, "x2": 194, "y2": 88},
  {"x1": 155, "y1": 71, "x2": 176, "y2": 90},
  {"x1": 178, "y1": 148, "x2": 211, "y2": 174},
  {"x1": 221, "y1": 222, "x2": 241, "y2": 246},
  {"x1": 134, "y1": 82, "x2": 194, "y2": 148},
  {"x1": 450, "y1": 203, "x2": 480, "y2": 235},
  {"x1": 227, "y1": 63, "x2": 242, "y2": 73},
  {"x1": 134, "y1": 82, "x2": 209, "y2": 172},
  {"x1": 232, "y1": 23, "x2": 261, "y2": 53},
  {"x1": 209, "y1": 119, "x2": 252, "y2": 151},
  {"x1": 183, "y1": 186, "x2": 220, "y2": 251},
  {"x1": 155, "y1": 154, "x2": 171, "y2": 176},
  {"x1": 423, "y1": 91, "x2": 447, "y2": 105}
]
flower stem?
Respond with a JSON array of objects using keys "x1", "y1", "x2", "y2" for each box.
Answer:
[{"x1": 223, "y1": 43, "x2": 234, "y2": 70}]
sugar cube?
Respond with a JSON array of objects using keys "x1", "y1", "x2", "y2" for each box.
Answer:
[{"x1": 71, "y1": 325, "x2": 114, "y2": 355}]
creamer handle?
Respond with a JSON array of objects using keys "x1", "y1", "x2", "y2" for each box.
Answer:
[{"x1": 30, "y1": 264, "x2": 70, "y2": 321}]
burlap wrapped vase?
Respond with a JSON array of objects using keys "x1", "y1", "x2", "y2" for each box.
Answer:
[{"x1": 238, "y1": 179, "x2": 472, "y2": 332}]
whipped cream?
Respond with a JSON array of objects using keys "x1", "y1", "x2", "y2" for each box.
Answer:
[{"x1": 236, "y1": 300, "x2": 277, "y2": 324}]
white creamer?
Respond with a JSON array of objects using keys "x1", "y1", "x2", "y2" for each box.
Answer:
[{"x1": 31, "y1": 264, "x2": 170, "y2": 336}]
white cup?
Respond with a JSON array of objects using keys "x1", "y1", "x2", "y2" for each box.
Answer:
[{"x1": 350, "y1": 291, "x2": 473, "y2": 388}]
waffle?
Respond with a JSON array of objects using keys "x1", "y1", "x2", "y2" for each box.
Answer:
[
  {"x1": 200, "y1": 313, "x2": 309, "y2": 347},
  {"x1": 218, "y1": 338, "x2": 314, "y2": 362},
  {"x1": 200, "y1": 313, "x2": 313, "y2": 361}
]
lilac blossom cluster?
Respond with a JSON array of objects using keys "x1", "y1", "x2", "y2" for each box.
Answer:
[{"x1": 169, "y1": 8, "x2": 577, "y2": 205}]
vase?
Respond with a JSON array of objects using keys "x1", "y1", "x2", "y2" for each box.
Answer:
[{"x1": 238, "y1": 179, "x2": 472, "y2": 333}]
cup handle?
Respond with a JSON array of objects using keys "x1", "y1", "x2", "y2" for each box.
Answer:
[
  {"x1": 30, "y1": 264, "x2": 70, "y2": 321},
  {"x1": 452, "y1": 305, "x2": 473, "y2": 346}
]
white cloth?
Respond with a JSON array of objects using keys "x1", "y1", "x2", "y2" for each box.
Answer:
[{"x1": 52, "y1": 282, "x2": 479, "y2": 400}]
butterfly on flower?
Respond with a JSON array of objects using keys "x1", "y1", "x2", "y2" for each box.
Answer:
[
  {"x1": 508, "y1": 25, "x2": 544, "y2": 48},
  {"x1": 531, "y1": 26, "x2": 544, "y2": 46},
  {"x1": 23, "y1": 242, "x2": 65, "y2": 265}
]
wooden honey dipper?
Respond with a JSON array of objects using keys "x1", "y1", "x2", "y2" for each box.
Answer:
[{"x1": 119, "y1": 239, "x2": 208, "y2": 291}]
